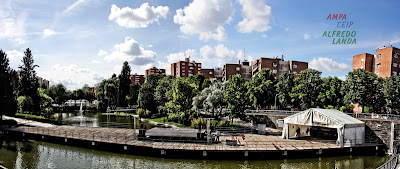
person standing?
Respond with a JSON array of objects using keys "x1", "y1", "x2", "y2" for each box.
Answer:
[{"x1": 216, "y1": 130, "x2": 221, "y2": 141}]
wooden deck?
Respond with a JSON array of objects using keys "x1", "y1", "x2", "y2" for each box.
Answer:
[{"x1": 7, "y1": 126, "x2": 343, "y2": 151}]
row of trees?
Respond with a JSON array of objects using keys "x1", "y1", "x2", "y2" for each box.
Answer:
[{"x1": 0, "y1": 48, "x2": 97, "y2": 119}]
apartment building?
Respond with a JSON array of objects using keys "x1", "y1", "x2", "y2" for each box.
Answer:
[
  {"x1": 252, "y1": 57, "x2": 308, "y2": 78},
  {"x1": 171, "y1": 58, "x2": 202, "y2": 77},
  {"x1": 130, "y1": 73, "x2": 145, "y2": 85},
  {"x1": 353, "y1": 46, "x2": 400, "y2": 78},
  {"x1": 145, "y1": 67, "x2": 165, "y2": 76},
  {"x1": 37, "y1": 76, "x2": 50, "y2": 88},
  {"x1": 222, "y1": 60, "x2": 252, "y2": 81}
]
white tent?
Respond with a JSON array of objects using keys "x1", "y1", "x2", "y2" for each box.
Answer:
[{"x1": 281, "y1": 108, "x2": 365, "y2": 147}]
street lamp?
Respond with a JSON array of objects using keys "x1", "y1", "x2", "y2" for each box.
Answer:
[
  {"x1": 274, "y1": 94, "x2": 278, "y2": 110},
  {"x1": 130, "y1": 115, "x2": 139, "y2": 140}
]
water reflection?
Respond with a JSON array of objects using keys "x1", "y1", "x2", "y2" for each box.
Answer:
[{"x1": 0, "y1": 140, "x2": 390, "y2": 169}]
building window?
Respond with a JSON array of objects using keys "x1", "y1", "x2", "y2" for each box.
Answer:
[
  {"x1": 272, "y1": 62, "x2": 277, "y2": 67},
  {"x1": 361, "y1": 58, "x2": 364, "y2": 63},
  {"x1": 376, "y1": 72, "x2": 380, "y2": 77},
  {"x1": 393, "y1": 71, "x2": 397, "y2": 76},
  {"x1": 395, "y1": 53, "x2": 399, "y2": 58},
  {"x1": 377, "y1": 54, "x2": 381, "y2": 59},
  {"x1": 198, "y1": 68, "x2": 201, "y2": 71},
  {"x1": 182, "y1": 63, "x2": 185, "y2": 65},
  {"x1": 273, "y1": 69, "x2": 277, "y2": 74},
  {"x1": 293, "y1": 64, "x2": 297, "y2": 68},
  {"x1": 293, "y1": 71, "x2": 297, "y2": 75},
  {"x1": 377, "y1": 63, "x2": 381, "y2": 68},
  {"x1": 236, "y1": 67, "x2": 240, "y2": 71},
  {"x1": 182, "y1": 69, "x2": 185, "y2": 72},
  {"x1": 394, "y1": 62, "x2": 398, "y2": 68},
  {"x1": 209, "y1": 72, "x2": 213, "y2": 75},
  {"x1": 360, "y1": 66, "x2": 364, "y2": 69}
]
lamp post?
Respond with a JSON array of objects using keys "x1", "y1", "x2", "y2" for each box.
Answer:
[
  {"x1": 274, "y1": 94, "x2": 278, "y2": 110},
  {"x1": 130, "y1": 115, "x2": 139, "y2": 140}
]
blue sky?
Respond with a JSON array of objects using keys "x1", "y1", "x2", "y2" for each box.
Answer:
[{"x1": 1, "y1": 0, "x2": 400, "y2": 90}]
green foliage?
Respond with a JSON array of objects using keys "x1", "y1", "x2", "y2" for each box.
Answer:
[
  {"x1": 165, "y1": 78, "x2": 196, "y2": 122},
  {"x1": 18, "y1": 48, "x2": 40, "y2": 114},
  {"x1": 192, "y1": 79, "x2": 226, "y2": 117},
  {"x1": 155, "y1": 76, "x2": 175, "y2": 105},
  {"x1": 191, "y1": 117, "x2": 205, "y2": 128},
  {"x1": 318, "y1": 76, "x2": 344, "y2": 109},
  {"x1": 127, "y1": 83, "x2": 140, "y2": 107},
  {"x1": 290, "y1": 69, "x2": 323, "y2": 110},
  {"x1": 97, "y1": 76, "x2": 119, "y2": 110},
  {"x1": 341, "y1": 69, "x2": 381, "y2": 113},
  {"x1": 118, "y1": 61, "x2": 131, "y2": 107},
  {"x1": 247, "y1": 69, "x2": 276, "y2": 109},
  {"x1": 137, "y1": 74, "x2": 165, "y2": 112},
  {"x1": 0, "y1": 49, "x2": 18, "y2": 117},
  {"x1": 385, "y1": 76, "x2": 400, "y2": 114},
  {"x1": 17, "y1": 96, "x2": 33, "y2": 113},
  {"x1": 46, "y1": 83, "x2": 68, "y2": 105},
  {"x1": 224, "y1": 74, "x2": 251, "y2": 120},
  {"x1": 339, "y1": 104, "x2": 354, "y2": 113},
  {"x1": 136, "y1": 108, "x2": 151, "y2": 117},
  {"x1": 276, "y1": 72, "x2": 294, "y2": 110}
]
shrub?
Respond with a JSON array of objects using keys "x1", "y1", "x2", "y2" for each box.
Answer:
[
  {"x1": 136, "y1": 108, "x2": 151, "y2": 117},
  {"x1": 191, "y1": 117, "x2": 205, "y2": 128},
  {"x1": 340, "y1": 104, "x2": 354, "y2": 113}
]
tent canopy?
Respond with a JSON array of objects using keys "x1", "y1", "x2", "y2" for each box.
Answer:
[{"x1": 281, "y1": 108, "x2": 365, "y2": 147}]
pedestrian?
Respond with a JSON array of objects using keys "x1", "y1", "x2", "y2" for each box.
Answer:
[{"x1": 216, "y1": 130, "x2": 220, "y2": 141}]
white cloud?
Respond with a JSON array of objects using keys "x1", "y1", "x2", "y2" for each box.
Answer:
[
  {"x1": 200, "y1": 44, "x2": 247, "y2": 67},
  {"x1": 173, "y1": 0, "x2": 234, "y2": 41},
  {"x1": 309, "y1": 57, "x2": 350, "y2": 73},
  {"x1": 43, "y1": 29, "x2": 56, "y2": 38},
  {"x1": 104, "y1": 37, "x2": 156, "y2": 65},
  {"x1": 304, "y1": 33, "x2": 310, "y2": 40},
  {"x1": 166, "y1": 49, "x2": 197, "y2": 63},
  {"x1": 199, "y1": 26, "x2": 228, "y2": 42},
  {"x1": 237, "y1": 0, "x2": 272, "y2": 33},
  {"x1": 262, "y1": 34, "x2": 268, "y2": 38},
  {"x1": 63, "y1": 0, "x2": 91, "y2": 14},
  {"x1": 108, "y1": 3, "x2": 169, "y2": 28},
  {"x1": 97, "y1": 49, "x2": 108, "y2": 56},
  {"x1": 5, "y1": 49, "x2": 24, "y2": 61},
  {"x1": 91, "y1": 60, "x2": 101, "y2": 64},
  {"x1": 0, "y1": 4, "x2": 26, "y2": 44}
]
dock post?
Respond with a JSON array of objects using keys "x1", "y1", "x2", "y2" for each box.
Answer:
[
  {"x1": 245, "y1": 151, "x2": 249, "y2": 157},
  {"x1": 283, "y1": 150, "x2": 287, "y2": 156},
  {"x1": 203, "y1": 151, "x2": 207, "y2": 157}
]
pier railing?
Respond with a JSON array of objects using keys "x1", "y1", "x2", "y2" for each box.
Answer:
[{"x1": 377, "y1": 144, "x2": 398, "y2": 169}]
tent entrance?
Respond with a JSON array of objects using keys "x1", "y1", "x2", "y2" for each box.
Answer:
[{"x1": 309, "y1": 126, "x2": 337, "y2": 140}]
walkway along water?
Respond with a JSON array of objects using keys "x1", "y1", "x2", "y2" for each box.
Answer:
[{"x1": 3, "y1": 117, "x2": 387, "y2": 160}]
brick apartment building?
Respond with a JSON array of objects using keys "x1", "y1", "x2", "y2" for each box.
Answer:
[
  {"x1": 252, "y1": 57, "x2": 308, "y2": 79},
  {"x1": 200, "y1": 67, "x2": 224, "y2": 80},
  {"x1": 353, "y1": 45, "x2": 400, "y2": 78},
  {"x1": 145, "y1": 67, "x2": 165, "y2": 76},
  {"x1": 171, "y1": 58, "x2": 202, "y2": 77},
  {"x1": 130, "y1": 73, "x2": 145, "y2": 85},
  {"x1": 222, "y1": 60, "x2": 252, "y2": 81}
]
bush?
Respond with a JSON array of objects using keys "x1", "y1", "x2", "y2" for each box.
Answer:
[
  {"x1": 17, "y1": 96, "x2": 33, "y2": 113},
  {"x1": 86, "y1": 103, "x2": 98, "y2": 111},
  {"x1": 340, "y1": 104, "x2": 354, "y2": 113},
  {"x1": 136, "y1": 108, "x2": 151, "y2": 117},
  {"x1": 324, "y1": 105, "x2": 335, "y2": 109},
  {"x1": 191, "y1": 117, "x2": 205, "y2": 128}
]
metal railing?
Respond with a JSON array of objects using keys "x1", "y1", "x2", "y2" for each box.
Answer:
[
  {"x1": 245, "y1": 110, "x2": 300, "y2": 115},
  {"x1": 377, "y1": 145, "x2": 398, "y2": 169}
]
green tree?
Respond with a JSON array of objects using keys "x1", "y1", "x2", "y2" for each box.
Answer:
[
  {"x1": 192, "y1": 79, "x2": 226, "y2": 117},
  {"x1": 96, "y1": 76, "x2": 119, "y2": 110},
  {"x1": 17, "y1": 96, "x2": 33, "y2": 113},
  {"x1": 118, "y1": 61, "x2": 131, "y2": 107},
  {"x1": 46, "y1": 83, "x2": 68, "y2": 105},
  {"x1": 247, "y1": 69, "x2": 275, "y2": 110},
  {"x1": 341, "y1": 69, "x2": 378, "y2": 113},
  {"x1": 0, "y1": 49, "x2": 18, "y2": 118},
  {"x1": 290, "y1": 69, "x2": 323, "y2": 110},
  {"x1": 127, "y1": 83, "x2": 140, "y2": 107},
  {"x1": 385, "y1": 76, "x2": 400, "y2": 114},
  {"x1": 276, "y1": 72, "x2": 295, "y2": 110},
  {"x1": 155, "y1": 76, "x2": 175, "y2": 106},
  {"x1": 137, "y1": 74, "x2": 165, "y2": 113},
  {"x1": 165, "y1": 78, "x2": 196, "y2": 123},
  {"x1": 18, "y1": 48, "x2": 40, "y2": 114},
  {"x1": 317, "y1": 76, "x2": 344, "y2": 109},
  {"x1": 224, "y1": 75, "x2": 250, "y2": 121},
  {"x1": 38, "y1": 88, "x2": 53, "y2": 117}
]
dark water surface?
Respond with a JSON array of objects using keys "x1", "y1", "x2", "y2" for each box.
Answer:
[{"x1": 0, "y1": 140, "x2": 390, "y2": 169}]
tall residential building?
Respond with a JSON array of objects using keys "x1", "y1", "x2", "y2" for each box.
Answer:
[
  {"x1": 252, "y1": 57, "x2": 308, "y2": 78},
  {"x1": 37, "y1": 76, "x2": 50, "y2": 88},
  {"x1": 200, "y1": 68, "x2": 215, "y2": 79},
  {"x1": 353, "y1": 46, "x2": 400, "y2": 78},
  {"x1": 145, "y1": 67, "x2": 165, "y2": 76},
  {"x1": 130, "y1": 74, "x2": 145, "y2": 85},
  {"x1": 222, "y1": 60, "x2": 252, "y2": 81},
  {"x1": 171, "y1": 58, "x2": 202, "y2": 77}
]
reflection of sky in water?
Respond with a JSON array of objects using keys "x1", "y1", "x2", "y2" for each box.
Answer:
[{"x1": 2, "y1": 141, "x2": 388, "y2": 169}]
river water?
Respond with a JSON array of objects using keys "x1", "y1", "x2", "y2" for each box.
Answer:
[
  {"x1": 0, "y1": 140, "x2": 390, "y2": 169},
  {"x1": 0, "y1": 112, "x2": 391, "y2": 169}
]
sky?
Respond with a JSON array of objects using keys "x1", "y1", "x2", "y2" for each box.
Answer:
[{"x1": 1, "y1": 0, "x2": 400, "y2": 90}]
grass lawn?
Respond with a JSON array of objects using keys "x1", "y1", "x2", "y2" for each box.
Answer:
[
  {"x1": 144, "y1": 117, "x2": 190, "y2": 128},
  {"x1": 16, "y1": 113, "x2": 47, "y2": 120}
]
